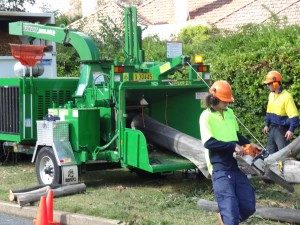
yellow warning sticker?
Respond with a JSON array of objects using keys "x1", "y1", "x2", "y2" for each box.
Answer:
[{"x1": 159, "y1": 62, "x2": 171, "y2": 74}]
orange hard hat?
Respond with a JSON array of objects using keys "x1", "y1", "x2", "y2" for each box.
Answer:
[
  {"x1": 263, "y1": 71, "x2": 282, "y2": 84},
  {"x1": 209, "y1": 80, "x2": 234, "y2": 102}
]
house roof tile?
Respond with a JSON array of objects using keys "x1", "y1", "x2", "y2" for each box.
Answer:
[
  {"x1": 214, "y1": 0, "x2": 300, "y2": 29},
  {"x1": 70, "y1": 0, "x2": 300, "y2": 38}
]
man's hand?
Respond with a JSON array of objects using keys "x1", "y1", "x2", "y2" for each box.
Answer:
[
  {"x1": 263, "y1": 126, "x2": 269, "y2": 135},
  {"x1": 285, "y1": 130, "x2": 294, "y2": 140},
  {"x1": 235, "y1": 144, "x2": 244, "y2": 156}
]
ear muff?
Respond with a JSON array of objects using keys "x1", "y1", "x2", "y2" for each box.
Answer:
[
  {"x1": 210, "y1": 96, "x2": 219, "y2": 106},
  {"x1": 271, "y1": 76, "x2": 280, "y2": 90},
  {"x1": 272, "y1": 81, "x2": 279, "y2": 90},
  {"x1": 209, "y1": 88, "x2": 220, "y2": 106}
]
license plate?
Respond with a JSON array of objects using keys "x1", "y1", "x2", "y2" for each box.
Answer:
[{"x1": 133, "y1": 73, "x2": 152, "y2": 81}]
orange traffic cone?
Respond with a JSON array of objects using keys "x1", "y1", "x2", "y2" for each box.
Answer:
[
  {"x1": 46, "y1": 190, "x2": 54, "y2": 222},
  {"x1": 46, "y1": 189, "x2": 60, "y2": 225},
  {"x1": 33, "y1": 196, "x2": 48, "y2": 225}
]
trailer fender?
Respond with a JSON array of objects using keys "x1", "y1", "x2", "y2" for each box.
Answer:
[{"x1": 32, "y1": 141, "x2": 77, "y2": 166}]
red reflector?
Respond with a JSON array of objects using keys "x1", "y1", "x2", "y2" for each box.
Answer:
[
  {"x1": 197, "y1": 65, "x2": 208, "y2": 72},
  {"x1": 114, "y1": 66, "x2": 125, "y2": 73},
  {"x1": 60, "y1": 159, "x2": 64, "y2": 163}
]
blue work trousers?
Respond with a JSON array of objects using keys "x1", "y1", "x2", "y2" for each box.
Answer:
[
  {"x1": 266, "y1": 126, "x2": 290, "y2": 154},
  {"x1": 212, "y1": 170, "x2": 256, "y2": 225}
]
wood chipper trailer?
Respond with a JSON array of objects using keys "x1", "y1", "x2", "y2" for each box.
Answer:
[{"x1": 8, "y1": 7, "x2": 211, "y2": 185}]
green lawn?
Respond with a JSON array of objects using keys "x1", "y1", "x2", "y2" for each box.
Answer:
[{"x1": 0, "y1": 161, "x2": 299, "y2": 225}]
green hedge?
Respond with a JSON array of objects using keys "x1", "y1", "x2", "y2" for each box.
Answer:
[{"x1": 178, "y1": 22, "x2": 300, "y2": 143}]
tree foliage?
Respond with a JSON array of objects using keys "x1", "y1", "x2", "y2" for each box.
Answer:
[
  {"x1": 55, "y1": 14, "x2": 125, "y2": 76},
  {"x1": 0, "y1": 0, "x2": 35, "y2": 11},
  {"x1": 143, "y1": 35, "x2": 166, "y2": 61},
  {"x1": 55, "y1": 16, "x2": 80, "y2": 77},
  {"x1": 91, "y1": 16, "x2": 124, "y2": 60}
]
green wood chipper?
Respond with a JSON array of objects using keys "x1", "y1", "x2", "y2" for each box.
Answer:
[{"x1": 4, "y1": 7, "x2": 210, "y2": 185}]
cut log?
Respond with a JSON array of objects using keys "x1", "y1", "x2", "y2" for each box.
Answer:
[
  {"x1": 269, "y1": 159, "x2": 300, "y2": 183},
  {"x1": 17, "y1": 183, "x2": 86, "y2": 207},
  {"x1": 10, "y1": 184, "x2": 46, "y2": 194},
  {"x1": 197, "y1": 199, "x2": 300, "y2": 224},
  {"x1": 131, "y1": 114, "x2": 210, "y2": 178},
  {"x1": 9, "y1": 186, "x2": 50, "y2": 202},
  {"x1": 197, "y1": 199, "x2": 219, "y2": 212},
  {"x1": 9, "y1": 184, "x2": 61, "y2": 202}
]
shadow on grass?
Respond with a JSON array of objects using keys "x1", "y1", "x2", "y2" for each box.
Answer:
[
  {"x1": 81, "y1": 168, "x2": 213, "y2": 196},
  {"x1": 249, "y1": 177, "x2": 300, "y2": 209}
]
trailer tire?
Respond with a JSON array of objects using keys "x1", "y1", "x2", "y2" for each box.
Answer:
[{"x1": 35, "y1": 146, "x2": 62, "y2": 185}]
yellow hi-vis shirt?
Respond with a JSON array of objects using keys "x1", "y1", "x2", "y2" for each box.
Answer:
[
  {"x1": 266, "y1": 90, "x2": 298, "y2": 118},
  {"x1": 199, "y1": 107, "x2": 239, "y2": 174}
]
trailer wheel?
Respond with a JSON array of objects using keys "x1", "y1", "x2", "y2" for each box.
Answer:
[{"x1": 35, "y1": 147, "x2": 61, "y2": 185}]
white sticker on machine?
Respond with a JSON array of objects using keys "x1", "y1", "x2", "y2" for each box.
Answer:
[
  {"x1": 195, "y1": 92, "x2": 208, "y2": 100},
  {"x1": 25, "y1": 118, "x2": 32, "y2": 127},
  {"x1": 62, "y1": 165, "x2": 78, "y2": 185}
]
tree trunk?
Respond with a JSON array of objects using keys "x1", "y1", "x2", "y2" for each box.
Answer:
[
  {"x1": 17, "y1": 183, "x2": 86, "y2": 207},
  {"x1": 197, "y1": 199, "x2": 300, "y2": 224},
  {"x1": 9, "y1": 186, "x2": 50, "y2": 202},
  {"x1": 131, "y1": 114, "x2": 210, "y2": 177},
  {"x1": 283, "y1": 159, "x2": 300, "y2": 183},
  {"x1": 10, "y1": 184, "x2": 46, "y2": 195},
  {"x1": 264, "y1": 135, "x2": 300, "y2": 164},
  {"x1": 9, "y1": 184, "x2": 60, "y2": 202}
]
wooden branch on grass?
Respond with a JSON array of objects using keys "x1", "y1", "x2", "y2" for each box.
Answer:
[
  {"x1": 9, "y1": 184, "x2": 61, "y2": 202},
  {"x1": 18, "y1": 183, "x2": 86, "y2": 207},
  {"x1": 197, "y1": 199, "x2": 300, "y2": 224},
  {"x1": 9, "y1": 183, "x2": 86, "y2": 207},
  {"x1": 9, "y1": 186, "x2": 50, "y2": 202},
  {"x1": 10, "y1": 184, "x2": 47, "y2": 194}
]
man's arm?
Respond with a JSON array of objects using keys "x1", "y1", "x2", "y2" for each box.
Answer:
[{"x1": 204, "y1": 137, "x2": 236, "y2": 153}]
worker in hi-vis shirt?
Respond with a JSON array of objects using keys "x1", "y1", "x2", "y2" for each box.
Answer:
[
  {"x1": 199, "y1": 80, "x2": 256, "y2": 225},
  {"x1": 263, "y1": 70, "x2": 299, "y2": 154}
]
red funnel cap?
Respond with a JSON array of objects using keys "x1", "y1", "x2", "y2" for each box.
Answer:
[{"x1": 10, "y1": 44, "x2": 46, "y2": 67}]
